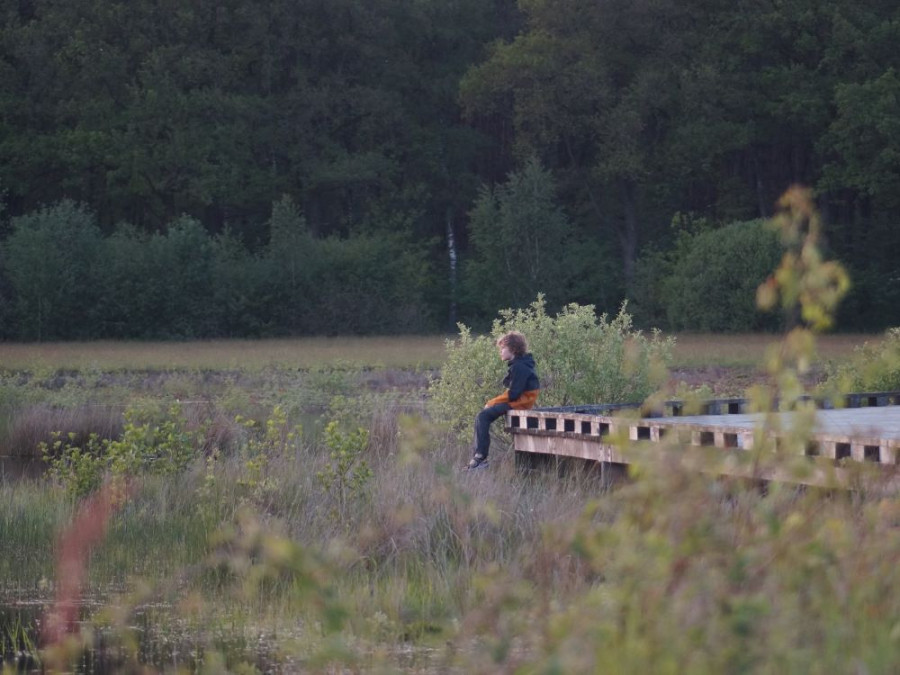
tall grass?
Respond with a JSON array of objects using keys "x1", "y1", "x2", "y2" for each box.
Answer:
[
  {"x1": 5, "y1": 387, "x2": 900, "y2": 671},
  {"x1": 0, "y1": 364, "x2": 431, "y2": 457},
  {"x1": 0, "y1": 314, "x2": 896, "y2": 668},
  {"x1": 1, "y1": 394, "x2": 619, "y2": 671}
]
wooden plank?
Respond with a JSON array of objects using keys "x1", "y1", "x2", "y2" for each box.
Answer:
[{"x1": 506, "y1": 396, "x2": 900, "y2": 487}]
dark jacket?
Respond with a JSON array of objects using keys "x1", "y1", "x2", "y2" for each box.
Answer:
[
  {"x1": 504, "y1": 353, "x2": 540, "y2": 401},
  {"x1": 486, "y1": 353, "x2": 540, "y2": 409}
]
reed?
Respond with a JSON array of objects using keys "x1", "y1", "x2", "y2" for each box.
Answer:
[{"x1": 4, "y1": 392, "x2": 900, "y2": 671}]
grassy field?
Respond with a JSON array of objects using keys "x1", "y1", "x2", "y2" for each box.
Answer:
[
  {"x1": 668, "y1": 331, "x2": 878, "y2": 367},
  {"x1": 2, "y1": 330, "x2": 899, "y2": 672},
  {"x1": 0, "y1": 331, "x2": 882, "y2": 372},
  {"x1": 0, "y1": 335, "x2": 452, "y2": 371}
]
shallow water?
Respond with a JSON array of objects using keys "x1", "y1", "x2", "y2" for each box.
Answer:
[
  {"x1": 0, "y1": 457, "x2": 44, "y2": 482},
  {"x1": 0, "y1": 599, "x2": 285, "y2": 674},
  {"x1": 0, "y1": 603, "x2": 42, "y2": 673}
]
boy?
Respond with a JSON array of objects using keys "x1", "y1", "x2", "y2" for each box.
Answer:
[{"x1": 466, "y1": 331, "x2": 540, "y2": 470}]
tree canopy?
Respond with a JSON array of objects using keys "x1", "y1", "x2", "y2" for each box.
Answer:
[{"x1": 1, "y1": 0, "x2": 898, "y2": 338}]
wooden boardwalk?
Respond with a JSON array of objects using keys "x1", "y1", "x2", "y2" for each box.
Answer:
[{"x1": 507, "y1": 392, "x2": 900, "y2": 486}]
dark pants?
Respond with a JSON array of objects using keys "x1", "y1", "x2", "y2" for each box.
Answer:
[{"x1": 473, "y1": 403, "x2": 511, "y2": 458}]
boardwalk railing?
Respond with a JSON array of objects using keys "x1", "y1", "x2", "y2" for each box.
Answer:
[{"x1": 506, "y1": 391, "x2": 900, "y2": 485}]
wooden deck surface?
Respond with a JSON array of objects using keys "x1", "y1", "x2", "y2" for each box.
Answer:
[
  {"x1": 507, "y1": 394, "x2": 900, "y2": 486},
  {"x1": 653, "y1": 406, "x2": 900, "y2": 438}
]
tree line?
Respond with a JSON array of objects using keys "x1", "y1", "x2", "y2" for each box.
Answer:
[{"x1": 1, "y1": 0, "x2": 898, "y2": 340}]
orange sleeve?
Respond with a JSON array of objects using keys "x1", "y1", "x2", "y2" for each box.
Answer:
[
  {"x1": 509, "y1": 389, "x2": 539, "y2": 410},
  {"x1": 485, "y1": 390, "x2": 511, "y2": 407},
  {"x1": 485, "y1": 389, "x2": 539, "y2": 410}
]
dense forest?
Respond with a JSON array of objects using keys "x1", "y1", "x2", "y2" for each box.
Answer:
[{"x1": 1, "y1": 0, "x2": 898, "y2": 340}]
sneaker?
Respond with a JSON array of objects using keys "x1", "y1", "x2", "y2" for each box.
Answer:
[{"x1": 465, "y1": 454, "x2": 489, "y2": 470}]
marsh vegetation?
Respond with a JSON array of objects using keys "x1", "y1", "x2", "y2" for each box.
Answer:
[{"x1": 0, "y1": 322, "x2": 896, "y2": 672}]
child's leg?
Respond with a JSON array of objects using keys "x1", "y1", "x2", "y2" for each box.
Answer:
[{"x1": 473, "y1": 403, "x2": 511, "y2": 459}]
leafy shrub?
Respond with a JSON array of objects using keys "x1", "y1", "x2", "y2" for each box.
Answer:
[
  {"x1": 837, "y1": 258, "x2": 900, "y2": 332},
  {"x1": 210, "y1": 229, "x2": 273, "y2": 337},
  {"x1": 3, "y1": 200, "x2": 102, "y2": 340},
  {"x1": 90, "y1": 217, "x2": 218, "y2": 339},
  {"x1": 90, "y1": 224, "x2": 155, "y2": 338},
  {"x1": 234, "y1": 405, "x2": 302, "y2": 505},
  {"x1": 0, "y1": 256, "x2": 14, "y2": 341},
  {"x1": 0, "y1": 196, "x2": 435, "y2": 339},
  {"x1": 429, "y1": 295, "x2": 673, "y2": 441},
  {"x1": 824, "y1": 327, "x2": 900, "y2": 392},
  {"x1": 632, "y1": 218, "x2": 782, "y2": 331},
  {"x1": 262, "y1": 195, "x2": 434, "y2": 335},
  {"x1": 317, "y1": 421, "x2": 372, "y2": 525},
  {"x1": 147, "y1": 216, "x2": 218, "y2": 338},
  {"x1": 43, "y1": 403, "x2": 200, "y2": 498}
]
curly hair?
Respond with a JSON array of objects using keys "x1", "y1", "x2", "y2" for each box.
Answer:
[{"x1": 496, "y1": 331, "x2": 528, "y2": 357}]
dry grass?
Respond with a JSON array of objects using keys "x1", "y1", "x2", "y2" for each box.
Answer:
[
  {"x1": 0, "y1": 336, "x2": 451, "y2": 372},
  {"x1": 6, "y1": 391, "x2": 900, "y2": 671},
  {"x1": 0, "y1": 332, "x2": 881, "y2": 373},
  {"x1": 6, "y1": 404, "x2": 123, "y2": 457},
  {"x1": 669, "y1": 332, "x2": 879, "y2": 367}
]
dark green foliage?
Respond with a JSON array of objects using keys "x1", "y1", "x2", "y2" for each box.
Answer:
[
  {"x1": 461, "y1": 159, "x2": 591, "y2": 324},
  {"x1": 211, "y1": 230, "x2": 273, "y2": 337},
  {"x1": 147, "y1": 217, "x2": 218, "y2": 338},
  {"x1": 0, "y1": 0, "x2": 511, "y2": 236},
  {"x1": 838, "y1": 258, "x2": 900, "y2": 333},
  {"x1": 90, "y1": 218, "x2": 217, "y2": 339},
  {"x1": 1, "y1": 0, "x2": 900, "y2": 334},
  {"x1": 261, "y1": 194, "x2": 434, "y2": 335},
  {"x1": 0, "y1": 256, "x2": 14, "y2": 340},
  {"x1": 303, "y1": 233, "x2": 432, "y2": 335},
  {"x1": 633, "y1": 219, "x2": 783, "y2": 332},
  {"x1": 821, "y1": 70, "x2": 900, "y2": 208},
  {"x1": 461, "y1": 0, "x2": 900, "y2": 328},
  {"x1": 1, "y1": 198, "x2": 433, "y2": 339},
  {"x1": 4, "y1": 201, "x2": 102, "y2": 340},
  {"x1": 0, "y1": 0, "x2": 517, "y2": 336}
]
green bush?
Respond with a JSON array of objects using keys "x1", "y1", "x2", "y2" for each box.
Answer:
[
  {"x1": 210, "y1": 229, "x2": 273, "y2": 337},
  {"x1": 632, "y1": 218, "x2": 783, "y2": 331},
  {"x1": 316, "y1": 420, "x2": 372, "y2": 526},
  {"x1": 429, "y1": 295, "x2": 673, "y2": 441},
  {"x1": 837, "y1": 259, "x2": 900, "y2": 332},
  {"x1": 90, "y1": 217, "x2": 219, "y2": 338},
  {"x1": 90, "y1": 223, "x2": 155, "y2": 337},
  {"x1": 0, "y1": 196, "x2": 434, "y2": 339},
  {"x1": 3, "y1": 200, "x2": 102, "y2": 340},
  {"x1": 43, "y1": 403, "x2": 200, "y2": 498},
  {"x1": 149, "y1": 216, "x2": 219, "y2": 338},
  {"x1": 825, "y1": 327, "x2": 900, "y2": 392},
  {"x1": 263, "y1": 195, "x2": 317, "y2": 335},
  {"x1": 0, "y1": 256, "x2": 14, "y2": 341},
  {"x1": 262, "y1": 196, "x2": 434, "y2": 335}
]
